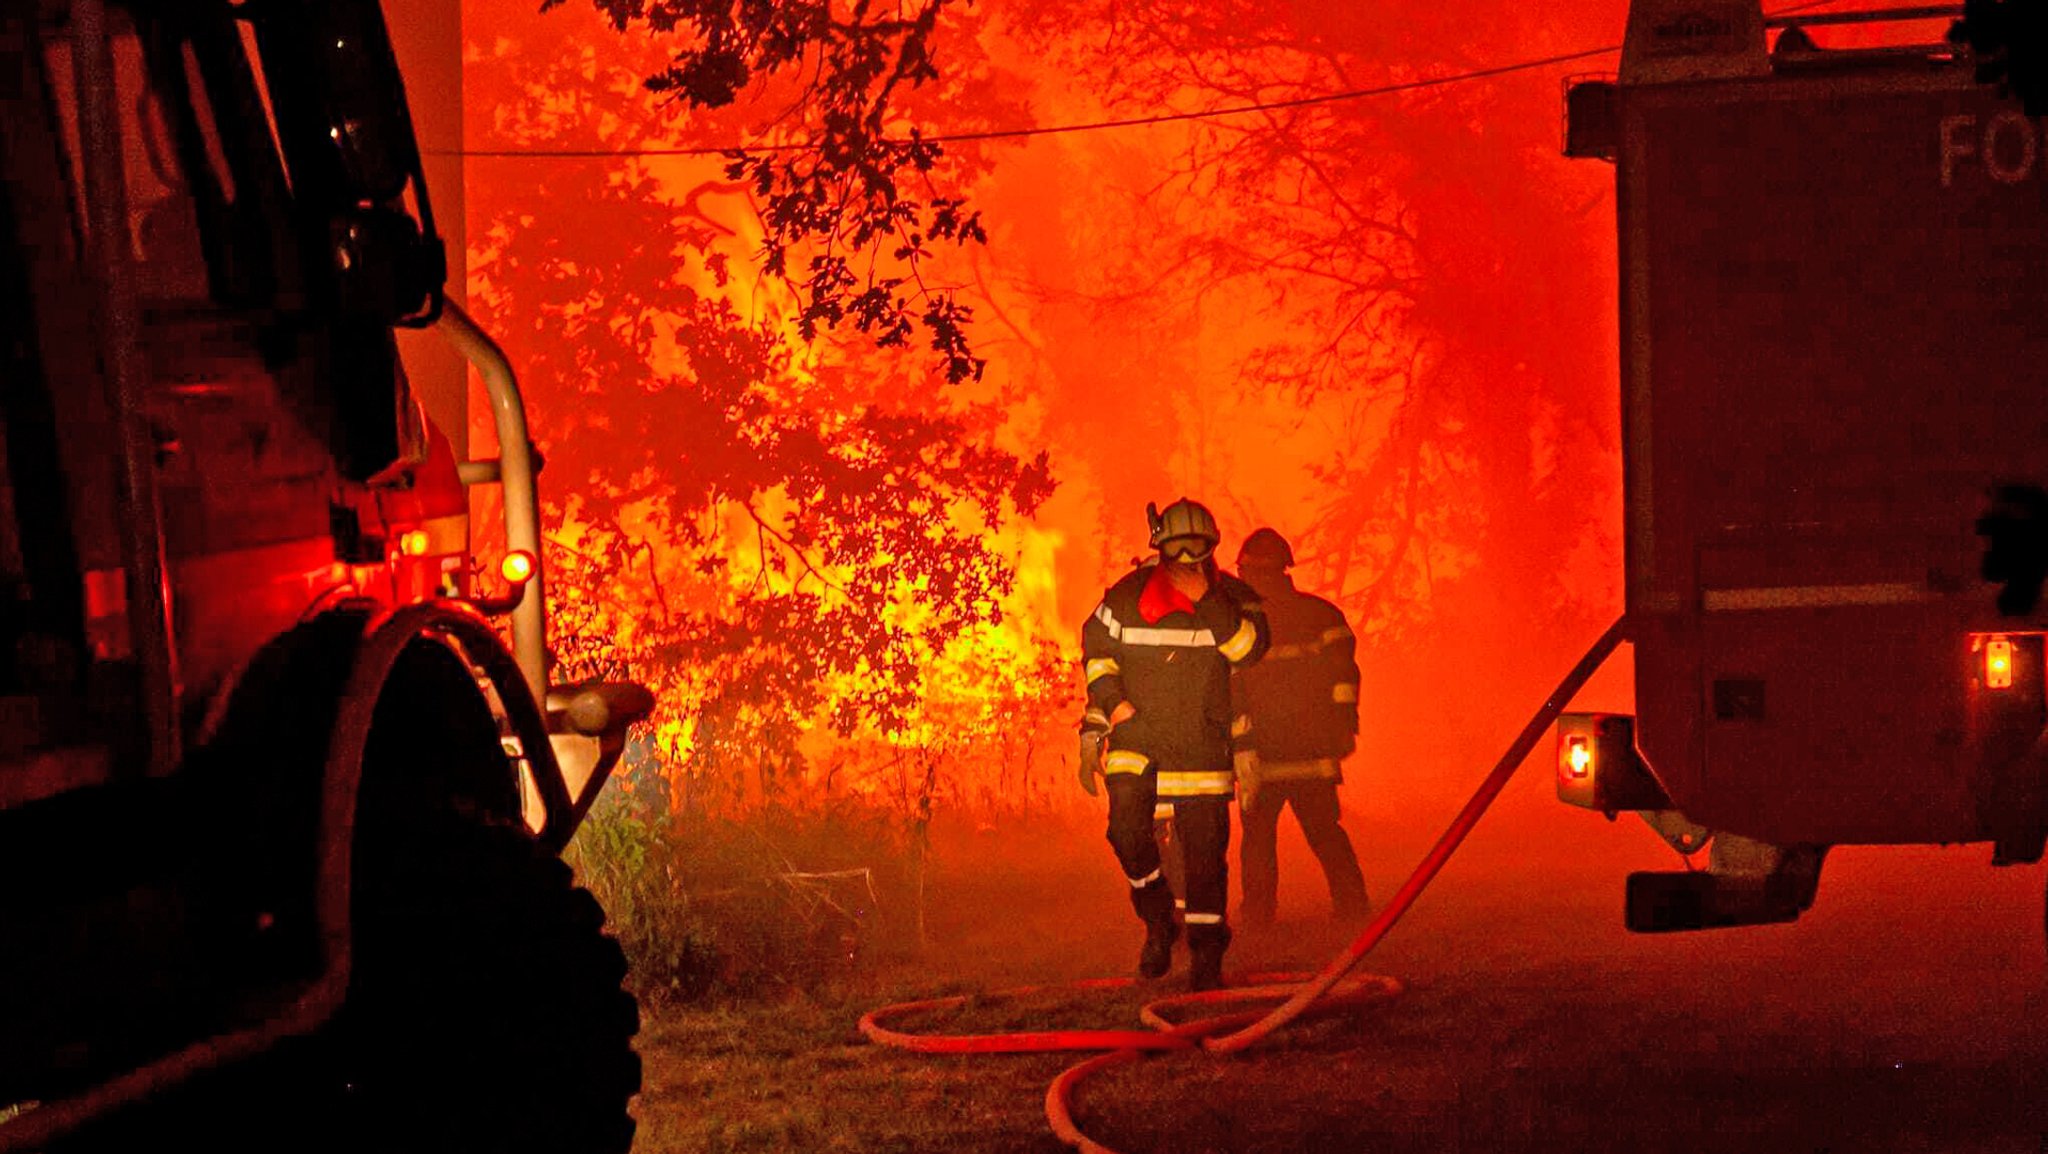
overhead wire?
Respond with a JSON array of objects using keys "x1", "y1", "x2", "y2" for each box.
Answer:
[
  {"x1": 445, "y1": 0, "x2": 1863, "y2": 160},
  {"x1": 450, "y1": 46, "x2": 1618, "y2": 158}
]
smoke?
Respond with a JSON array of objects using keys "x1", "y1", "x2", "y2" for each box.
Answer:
[{"x1": 461, "y1": 0, "x2": 1638, "y2": 808}]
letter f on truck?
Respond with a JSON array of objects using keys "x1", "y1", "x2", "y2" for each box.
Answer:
[{"x1": 1943, "y1": 113, "x2": 1978, "y2": 187}]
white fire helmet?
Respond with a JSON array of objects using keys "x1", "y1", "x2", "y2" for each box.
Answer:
[{"x1": 1146, "y1": 498, "x2": 1220, "y2": 563}]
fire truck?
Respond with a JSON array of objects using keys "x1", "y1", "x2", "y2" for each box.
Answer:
[
  {"x1": 1555, "y1": 0, "x2": 2048, "y2": 942},
  {"x1": 0, "y1": 1, "x2": 648, "y2": 1150}
]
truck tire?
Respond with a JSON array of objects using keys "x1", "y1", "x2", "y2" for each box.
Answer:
[
  {"x1": 44, "y1": 634, "x2": 639, "y2": 1154},
  {"x1": 52, "y1": 817, "x2": 641, "y2": 1154},
  {"x1": 324, "y1": 814, "x2": 642, "y2": 1154}
]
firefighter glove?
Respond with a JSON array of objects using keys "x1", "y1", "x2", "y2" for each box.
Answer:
[{"x1": 1078, "y1": 731, "x2": 1104, "y2": 796}]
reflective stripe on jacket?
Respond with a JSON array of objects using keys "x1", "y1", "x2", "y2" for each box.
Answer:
[{"x1": 1078, "y1": 562, "x2": 1268, "y2": 794}]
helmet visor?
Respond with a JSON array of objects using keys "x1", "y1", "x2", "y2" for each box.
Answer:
[{"x1": 1159, "y1": 535, "x2": 1215, "y2": 563}]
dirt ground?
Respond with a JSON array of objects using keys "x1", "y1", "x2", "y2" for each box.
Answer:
[{"x1": 634, "y1": 765, "x2": 2048, "y2": 1153}]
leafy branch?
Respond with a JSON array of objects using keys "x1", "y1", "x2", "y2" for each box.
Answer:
[{"x1": 555, "y1": 0, "x2": 990, "y2": 382}]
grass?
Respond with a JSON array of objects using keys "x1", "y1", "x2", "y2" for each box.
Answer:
[
  {"x1": 592, "y1": 787, "x2": 2048, "y2": 1154},
  {"x1": 584, "y1": 802, "x2": 1171, "y2": 1152},
  {"x1": 635, "y1": 994, "x2": 1077, "y2": 1154}
]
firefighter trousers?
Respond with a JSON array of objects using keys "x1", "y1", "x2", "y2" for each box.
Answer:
[
  {"x1": 1152, "y1": 802, "x2": 1185, "y2": 918},
  {"x1": 1239, "y1": 779, "x2": 1367, "y2": 926},
  {"x1": 1107, "y1": 773, "x2": 1230, "y2": 948}
]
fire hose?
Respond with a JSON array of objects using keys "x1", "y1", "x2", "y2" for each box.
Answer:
[{"x1": 859, "y1": 617, "x2": 1629, "y2": 1154}]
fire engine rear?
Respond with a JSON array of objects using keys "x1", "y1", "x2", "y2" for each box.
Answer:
[{"x1": 1557, "y1": 0, "x2": 2048, "y2": 943}]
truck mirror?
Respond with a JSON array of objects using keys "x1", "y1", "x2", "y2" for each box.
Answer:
[
  {"x1": 329, "y1": 206, "x2": 447, "y2": 323},
  {"x1": 243, "y1": 0, "x2": 444, "y2": 326}
]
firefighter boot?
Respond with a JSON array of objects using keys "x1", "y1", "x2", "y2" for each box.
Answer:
[
  {"x1": 1187, "y1": 923, "x2": 1231, "y2": 992},
  {"x1": 1134, "y1": 880, "x2": 1178, "y2": 979}
]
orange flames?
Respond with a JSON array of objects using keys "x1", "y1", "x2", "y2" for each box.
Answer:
[{"x1": 462, "y1": 0, "x2": 1636, "y2": 812}]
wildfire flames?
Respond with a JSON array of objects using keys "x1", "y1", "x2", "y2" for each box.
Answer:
[{"x1": 457, "y1": 0, "x2": 1645, "y2": 815}]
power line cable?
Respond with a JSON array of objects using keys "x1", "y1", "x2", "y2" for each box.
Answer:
[
  {"x1": 453, "y1": 46, "x2": 1617, "y2": 158},
  {"x1": 444, "y1": 0, "x2": 1869, "y2": 159}
]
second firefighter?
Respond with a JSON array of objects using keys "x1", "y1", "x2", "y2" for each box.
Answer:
[
  {"x1": 1232, "y1": 527, "x2": 1370, "y2": 928},
  {"x1": 1077, "y1": 499, "x2": 1268, "y2": 991}
]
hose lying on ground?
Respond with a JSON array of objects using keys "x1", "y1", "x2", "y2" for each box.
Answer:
[{"x1": 860, "y1": 617, "x2": 1629, "y2": 1154}]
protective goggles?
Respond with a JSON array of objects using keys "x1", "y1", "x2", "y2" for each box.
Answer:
[{"x1": 1158, "y1": 536, "x2": 1215, "y2": 563}]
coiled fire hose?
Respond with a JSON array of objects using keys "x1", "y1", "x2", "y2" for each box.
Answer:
[{"x1": 860, "y1": 618, "x2": 1628, "y2": 1154}]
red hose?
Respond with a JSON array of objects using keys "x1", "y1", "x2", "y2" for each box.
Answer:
[
  {"x1": 858, "y1": 978, "x2": 1198, "y2": 1055},
  {"x1": 862, "y1": 618, "x2": 1628, "y2": 1153},
  {"x1": 1205, "y1": 616, "x2": 1629, "y2": 1054}
]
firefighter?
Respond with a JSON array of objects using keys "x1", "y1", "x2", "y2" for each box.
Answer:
[
  {"x1": 1231, "y1": 528, "x2": 1370, "y2": 929},
  {"x1": 1077, "y1": 499, "x2": 1268, "y2": 990}
]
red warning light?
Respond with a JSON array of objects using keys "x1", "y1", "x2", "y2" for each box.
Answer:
[{"x1": 1987, "y1": 637, "x2": 2014, "y2": 690}]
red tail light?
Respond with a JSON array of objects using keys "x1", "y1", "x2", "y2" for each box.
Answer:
[{"x1": 1986, "y1": 637, "x2": 2014, "y2": 690}]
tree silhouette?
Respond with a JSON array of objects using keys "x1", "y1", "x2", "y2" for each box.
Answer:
[
  {"x1": 468, "y1": 1, "x2": 1057, "y2": 811},
  {"x1": 553, "y1": 0, "x2": 1003, "y2": 381}
]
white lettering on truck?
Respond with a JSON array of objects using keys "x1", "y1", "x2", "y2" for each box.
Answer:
[
  {"x1": 1941, "y1": 114, "x2": 1977, "y2": 186},
  {"x1": 1942, "y1": 111, "x2": 2045, "y2": 186},
  {"x1": 1987, "y1": 111, "x2": 2037, "y2": 182}
]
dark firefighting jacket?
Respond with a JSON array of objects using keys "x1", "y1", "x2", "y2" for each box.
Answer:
[
  {"x1": 1231, "y1": 578, "x2": 1358, "y2": 782},
  {"x1": 1080, "y1": 562, "x2": 1269, "y2": 798}
]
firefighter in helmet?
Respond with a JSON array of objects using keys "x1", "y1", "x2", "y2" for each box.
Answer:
[
  {"x1": 1078, "y1": 499, "x2": 1269, "y2": 990},
  {"x1": 1231, "y1": 527, "x2": 1369, "y2": 928}
]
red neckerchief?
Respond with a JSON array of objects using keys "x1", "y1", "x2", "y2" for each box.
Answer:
[{"x1": 1138, "y1": 563, "x2": 1200, "y2": 623}]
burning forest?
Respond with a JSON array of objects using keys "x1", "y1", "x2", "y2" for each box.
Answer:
[
  {"x1": 461, "y1": 0, "x2": 1625, "y2": 821},
  {"x1": 440, "y1": 2, "x2": 2047, "y2": 1149},
  {"x1": 6, "y1": 1, "x2": 2046, "y2": 1152}
]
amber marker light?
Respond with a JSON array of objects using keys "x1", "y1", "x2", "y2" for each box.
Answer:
[
  {"x1": 1987, "y1": 637, "x2": 2014, "y2": 690},
  {"x1": 1563, "y1": 734, "x2": 1592, "y2": 779},
  {"x1": 500, "y1": 549, "x2": 537, "y2": 585},
  {"x1": 399, "y1": 529, "x2": 431, "y2": 557}
]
